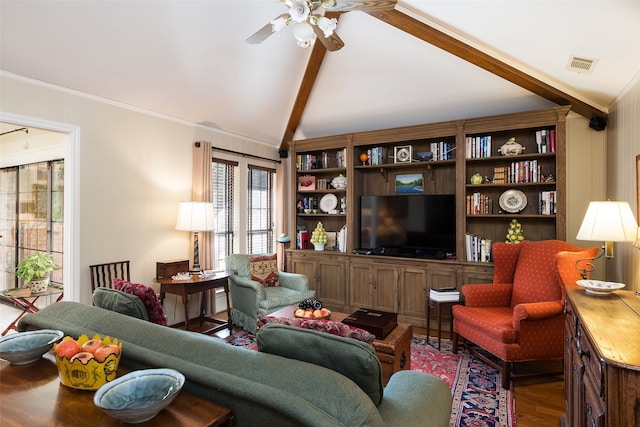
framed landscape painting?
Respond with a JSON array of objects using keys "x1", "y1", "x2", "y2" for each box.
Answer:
[{"x1": 395, "y1": 174, "x2": 423, "y2": 194}]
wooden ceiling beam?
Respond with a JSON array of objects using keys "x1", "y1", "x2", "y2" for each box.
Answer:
[
  {"x1": 368, "y1": 9, "x2": 608, "y2": 125},
  {"x1": 279, "y1": 13, "x2": 340, "y2": 154}
]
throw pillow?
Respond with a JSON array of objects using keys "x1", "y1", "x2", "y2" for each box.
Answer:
[
  {"x1": 249, "y1": 254, "x2": 280, "y2": 287},
  {"x1": 113, "y1": 278, "x2": 168, "y2": 326},
  {"x1": 258, "y1": 314, "x2": 376, "y2": 344},
  {"x1": 92, "y1": 287, "x2": 149, "y2": 321},
  {"x1": 256, "y1": 323, "x2": 384, "y2": 405}
]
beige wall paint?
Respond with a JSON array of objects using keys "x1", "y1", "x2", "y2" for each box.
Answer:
[
  {"x1": 565, "y1": 113, "x2": 607, "y2": 280},
  {"x1": 1, "y1": 74, "x2": 279, "y2": 324},
  {"x1": 608, "y1": 76, "x2": 640, "y2": 289}
]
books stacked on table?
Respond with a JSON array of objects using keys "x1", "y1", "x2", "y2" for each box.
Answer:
[{"x1": 429, "y1": 288, "x2": 460, "y2": 302}]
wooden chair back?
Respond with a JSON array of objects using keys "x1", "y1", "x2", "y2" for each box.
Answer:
[{"x1": 89, "y1": 261, "x2": 130, "y2": 292}]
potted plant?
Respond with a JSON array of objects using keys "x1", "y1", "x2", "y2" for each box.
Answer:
[{"x1": 15, "y1": 252, "x2": 59, "y2": 293}]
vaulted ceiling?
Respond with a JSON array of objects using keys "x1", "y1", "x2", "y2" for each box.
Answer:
[{"x1": 1, "y1": 1, "x2": 639, "y2": 153}]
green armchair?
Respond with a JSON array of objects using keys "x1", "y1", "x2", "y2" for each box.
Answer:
[{"x1": 227, "y1": 254, "x2": 316, "y2": 334}]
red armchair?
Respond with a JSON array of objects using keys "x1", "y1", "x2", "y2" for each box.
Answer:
[{"x1": 452, "y1": 240, "x2": 598, "y2": 389}]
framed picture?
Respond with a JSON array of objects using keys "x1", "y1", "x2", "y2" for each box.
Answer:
[
  {"x1": 325, "y1": 232, "x2": 337, "y2": 250},
  {"x1": 298, "y1": 176, "x2": 316, "y2": 191},
  {"x1": 395, "y1": 173, "x2": 423, "y2": 194}
]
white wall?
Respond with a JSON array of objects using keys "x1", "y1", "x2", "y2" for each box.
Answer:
[
  {"x1": 608, "y1": 74, "x2": 640, "y2": 289},
  {"x1": 1, "y1": 73, "x2": 279, "y2": 324}
]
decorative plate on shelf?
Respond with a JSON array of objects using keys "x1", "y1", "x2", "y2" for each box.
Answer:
[
  {"x1": 499, "y1": 189, "x2": 527, "y2": 213},
  {"x1": 576, "y1": 280, "x2": 625, "y2": 296},
  {"x1": 319, "y1": 193, "x2": 338, "y2": 213}
]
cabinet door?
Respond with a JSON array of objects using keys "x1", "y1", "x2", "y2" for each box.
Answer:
[
  {"x1": 398, "y1": 267, "x2": 427, "y2": 320},
  {"x1": 428, "y1": 267, "x2": 458, "y2": 290},
  {"x1": 372, "y1": 265, "x2": 398, "y2": 312},
  {"x1": 290, "y1": 253, "x2": 319, "y2": 290},
  {"x1": 583, "y1": 374, "x2": 605, "y2": 427},
  {"x1": 349, "y1": 262, "x2": 373, "y2": 308},
  {"x1": 316, "y1": 256, "x2": 347, "y2": 310}
]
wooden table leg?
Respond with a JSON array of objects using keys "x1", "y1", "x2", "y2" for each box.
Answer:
[{"x1": 181, "y1": 293, "x2": 190, "y2": 331}]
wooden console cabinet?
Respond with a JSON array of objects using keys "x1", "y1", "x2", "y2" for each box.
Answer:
[{"x1": 563, "y1": 287, "x2": 640, "y2": 427}]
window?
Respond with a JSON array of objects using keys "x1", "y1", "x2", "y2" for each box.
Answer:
[
  {"x1": 247, "y1": 165, "x2": 276, "y2": 254},
  {"x1": 211, "y1": 159, "x2": 238, "y2": 271},
  {"x1": 0, "y1": 160, "x2": 64, "y2": 290}
]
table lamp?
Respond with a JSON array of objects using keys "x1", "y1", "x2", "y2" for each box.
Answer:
[
  {"x1": 575, "y1": 200, "x2": 638, "y2": 279},
  {"x1": 176, "y1": 202, "x2": 215, "y2": 272}
]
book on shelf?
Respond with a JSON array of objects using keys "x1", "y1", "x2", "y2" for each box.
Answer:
[
  {"x1": 429, "y1": 288, "x2": 461, "y2": 301},
  {"x1": 465, "y1": 135, "x2": 492, "y2": 158},
  {"x1": 535, "y1": 129, "x2": 556, "y2": 153},
  {"x1": 465, "y1": 233, "x2": 492, "y2": 262}
]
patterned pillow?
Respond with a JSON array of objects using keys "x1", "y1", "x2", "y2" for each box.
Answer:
[
  {"x1": 249, "y1": 254, "x2": 280, "y2": 287},
  {"x1": 258, "y1": 314, "x2": 376, "y2": 344},
  {"x1": 113, "y1": 278, "x2": 168, "y2": 326}
]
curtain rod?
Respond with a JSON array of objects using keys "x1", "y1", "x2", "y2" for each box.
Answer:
[
  {"x1": 0, "y1": 127, "x2": 28, "y2": 137},
  {"x1": 195, "y1": 142, "x2": 281, "y2": 164}
]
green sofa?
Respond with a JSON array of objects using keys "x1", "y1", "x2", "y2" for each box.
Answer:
[{"x1": 18, "y1": 302, "x2": 451, "y2": 426}]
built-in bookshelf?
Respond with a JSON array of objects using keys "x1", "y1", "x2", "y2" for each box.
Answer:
[{"x1": 290, "y1": 106, "x2": 569, "y2": 263}]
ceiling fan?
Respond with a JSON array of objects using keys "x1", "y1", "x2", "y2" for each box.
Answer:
[{"x1": 247, "y1": 0, "x2": 397, "y2": 51}]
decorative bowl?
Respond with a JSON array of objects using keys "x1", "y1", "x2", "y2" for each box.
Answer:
[
  {"x1": 0, "y1": 329, "x2": 64, "y2": 365},
  {"x1": 94, "y1": 368, "x2": 185, "y2": 424},
  {"x1": 54, "y1": 334, "x2": 122, "y2": 390},
  {"x1": 576, "y1": 280, "x2": 625, "y2": 296}
]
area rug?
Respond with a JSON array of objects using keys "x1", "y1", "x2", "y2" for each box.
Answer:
[{"x1": 224, "y1": 331, "x2": 515, "y2": 427}]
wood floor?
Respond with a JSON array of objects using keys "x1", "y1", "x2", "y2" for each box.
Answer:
[{"x1": 0, "y1": 300, "x2": 565, "y2": 426}]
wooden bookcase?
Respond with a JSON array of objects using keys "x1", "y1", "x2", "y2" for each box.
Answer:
[{"x1": 288, "y1": 106, "x2": 570, "y2": 327}]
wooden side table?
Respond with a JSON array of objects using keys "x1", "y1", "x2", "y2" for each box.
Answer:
[
  {"x1": 0, "y1": 353, "x2": 234, "y2": 426},
  {"x1": 156, "y1": 271, "x2": 233, "y2": 334},
  {"x1": 1, "y1": 285, "x2": 64, "y2": 336},
  {"x1": 426, "y1": 295, "x2": 463, "y2": 350}
]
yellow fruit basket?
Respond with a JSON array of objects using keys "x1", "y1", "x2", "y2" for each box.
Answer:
[{"x1": 53, "y1": 334, "x2": 122, "y2": 390}]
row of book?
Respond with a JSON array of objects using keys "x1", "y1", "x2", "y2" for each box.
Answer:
[
  {"x1": 429, "y1": 141, "x2": 455, "y2": 161},
  {"x1": 465, "y1": 136, "x2": 492, "y2": 159},
  {"x1": 535, "y1": 129, "x2": 556, "y2": 153},
  {"x1": 296, "y1": 149, "x2": 348, "y2": 170},
  {"x1": 493, "y1": 160, "x2": 549, "y2": 184},
  {"x1": 363, "y1": 147, "x2": 386, "y2": 165},
  {"x1": 466, "y1": 193, "x2": 493, "y2": 215},
  {"x1": 429, "y1": 288, "x2": 460, "y2": 302},
  {"x1": 539, "y1": 191, "x2": 557, "y2": 215},
  {"x1": 465, "y1": 233, "x2": 492, "y2": 262}
]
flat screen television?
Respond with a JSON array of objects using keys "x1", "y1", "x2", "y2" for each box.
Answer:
[{"x1": 359, "y1": 194, "x2": 456, "y2": 259}]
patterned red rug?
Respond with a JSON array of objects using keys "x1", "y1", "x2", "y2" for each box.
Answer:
[{"x1": 224, "y1": 331, "x2": 515, "y2": 427}]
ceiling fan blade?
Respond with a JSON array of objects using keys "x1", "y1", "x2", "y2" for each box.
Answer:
[
  {"x1": 246, "y1": 13, "x2": 289, "y2": 44},
  {"x1": 322, "y1": 0, "x2": 397, "y2": 12},
  {"x1": 312, "y1": 25, "x2": 345, "y2": 51}
]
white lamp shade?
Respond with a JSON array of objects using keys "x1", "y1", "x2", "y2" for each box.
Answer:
[
  {"x1": 576, "y1": 201, "x2": 638, "y2": 242},
  {"x1": 175, "y1": 202, "x2": 215, "y2": 232}
]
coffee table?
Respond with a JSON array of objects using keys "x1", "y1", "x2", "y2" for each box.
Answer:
[
  {"x1": 0, "y1": 352, "x2": 234, "y2": 426},
  {"x1": 267, "y1": 306, "x2": 412, "y2": 385}
]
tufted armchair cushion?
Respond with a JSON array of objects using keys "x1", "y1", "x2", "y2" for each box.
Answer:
[
  {"x1": 227, "y1": 254, "x2": 316, "y2": 334},
  {"x1": 452, "y1": 240, "x2": 598, "y2": 389}
]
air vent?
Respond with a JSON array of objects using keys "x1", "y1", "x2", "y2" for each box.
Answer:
[{"x1": 566, "y1": 55, "x2": 598, "y2": 74}]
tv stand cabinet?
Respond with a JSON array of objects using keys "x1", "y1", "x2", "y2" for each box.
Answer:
[{"x1": 288, "y1": 250, "x2": 493, "y2": 327}]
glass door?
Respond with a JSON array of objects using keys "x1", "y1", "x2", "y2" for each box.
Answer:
[{"x1": 0, "y1": 160, "x2": 64, "y2": 290}]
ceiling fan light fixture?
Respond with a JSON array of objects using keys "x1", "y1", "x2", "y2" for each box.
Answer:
[
  {"x1": 317, "y1": 16, "x2": 337, "y2": 37},
  {"x1": 270, "y1": 16, "x2": 288, "y2": 35},
  {"x1": 289, "y1": 0, "x2": 311, "y2": 22},
  {"x1": 293, "y1": 22, "x2": 315, "y2": 47}
]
